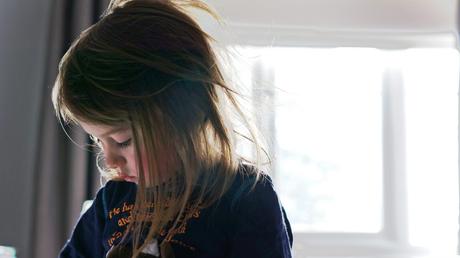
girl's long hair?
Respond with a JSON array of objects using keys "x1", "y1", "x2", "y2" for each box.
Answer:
[{"x1": 52, "y1": 0, "x2": 266, "y2": 257}]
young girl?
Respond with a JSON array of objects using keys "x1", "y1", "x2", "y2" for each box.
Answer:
[{"x1": 53, "y1": 0, "x2": 293, "y2": 257}]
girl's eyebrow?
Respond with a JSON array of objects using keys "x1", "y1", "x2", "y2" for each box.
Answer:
[{"x1": 100, "y1": 126, "x2": 130, "y2": 138}]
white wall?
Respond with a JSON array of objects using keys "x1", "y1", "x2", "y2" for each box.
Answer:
[
  {"x1": 198, "y1": 0, "x2": 458, "y2": 48},
  {"x1": 207, "y1": 0, "x2": 456, "y2": 32}
]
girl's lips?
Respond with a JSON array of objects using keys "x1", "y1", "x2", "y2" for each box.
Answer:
[
  {"x1": 122, "y1": 176, "x2": 137, "y2": 182},
  {"x1": 114, "y1": 175, "x2": 137, "y2": 183}
]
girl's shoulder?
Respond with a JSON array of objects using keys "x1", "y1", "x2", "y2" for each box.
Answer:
[
  {"x1": 234, "y1": 163, "x2": 274, "y2": 193},
  {"x1": 225, "y1": 163, "x2": 278, "y2": 211},
  {"x1": 220, "y1": 164, "x2": 294, "y2": 253}
]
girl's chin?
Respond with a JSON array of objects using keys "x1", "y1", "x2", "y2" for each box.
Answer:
[{"x1": 124, "y1": 178, "x2": 138, "y2": 183}]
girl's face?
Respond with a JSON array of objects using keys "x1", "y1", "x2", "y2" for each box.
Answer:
[{"x1": 79, "y1": 121, "x2": 142, "y2": 183}]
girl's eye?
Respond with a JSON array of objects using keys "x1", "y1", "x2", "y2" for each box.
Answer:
[{"x1": 117, "y1": 139, "x2": 132, "y2": 149}]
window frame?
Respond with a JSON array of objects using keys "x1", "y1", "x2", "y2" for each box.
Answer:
[{"x1": 240, "y1": 39, "x2": 459, "y2": 257}]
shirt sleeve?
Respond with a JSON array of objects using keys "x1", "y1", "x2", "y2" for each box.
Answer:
[
  {"x1": 228, "y1": 176, "x2": 293, "y2": 258},
  {"x1": 58, "y1": 187, "x2": 107, "y2": 258}
]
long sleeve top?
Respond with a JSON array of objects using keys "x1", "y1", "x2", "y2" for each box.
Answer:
[{"x1": 59, "y1": 166, "x2": 293, "y2": 258}]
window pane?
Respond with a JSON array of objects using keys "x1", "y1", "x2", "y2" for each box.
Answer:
[
  {"x1": 232, "y1": 48, "x2": 460, "y2": 248},
  {"x1": 404, "y1": 48, "x2": 459, "y2": 254},
  {"x1": 236, "y1": 47, "x2": 384, "y2": 233},
  {"x1": 231, "y1": 46, "x2": 460, "y2": 254}
]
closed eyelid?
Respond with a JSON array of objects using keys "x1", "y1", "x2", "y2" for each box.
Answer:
[
  {"x1": 117, "y1": 138, "x2": 132, "y2": 148},
  {"x1": 90, "y1": 134, "x2": 132, "y2": 148},
  {"x1": 90, "y1": 129, "x2": 131, "y2": 140}
]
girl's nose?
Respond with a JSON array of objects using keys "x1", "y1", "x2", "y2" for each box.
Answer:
[{"x1": 104, "y1": 151, "x2": 126, "y2": 169}]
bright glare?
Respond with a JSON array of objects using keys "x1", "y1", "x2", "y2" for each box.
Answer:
[
  {"x1": 230, "y1": 46, "x2": 459, "y2": 255},
  {"x1": 404, "y1": 48, "x2": 459, "y2": 254},
  {"x1": 233, "y1": 47, "x2": 384, "y2": 233}
]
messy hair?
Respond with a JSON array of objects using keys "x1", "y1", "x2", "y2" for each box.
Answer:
[{"x1": 52, "y1": 0, "x2": 266, "y2": 257}]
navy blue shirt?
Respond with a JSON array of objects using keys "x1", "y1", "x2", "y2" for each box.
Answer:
[{"x1": 59, "y1": 168, "x2": 293, "y2": 257}]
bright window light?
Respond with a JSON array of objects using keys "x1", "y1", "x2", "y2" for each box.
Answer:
[
  {"x1": 403, "y1": 48, "x2": 459, "y2": 254},
  {"x1": 230, "y1": 46, "x2": 459, "y2": 255}
]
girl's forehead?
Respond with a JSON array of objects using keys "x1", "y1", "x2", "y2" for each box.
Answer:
[{"x1": 79, "y1": 121, "x2": 130, "y2": 138}]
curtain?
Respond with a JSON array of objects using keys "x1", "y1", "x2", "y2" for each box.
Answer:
[{"x1": 29, "y1": 0, "x2": 107, "y2": 257}]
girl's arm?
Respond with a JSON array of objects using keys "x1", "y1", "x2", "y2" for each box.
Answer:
[{"x1": 58, "y1": 188, "x2": 107, "y2": 258}]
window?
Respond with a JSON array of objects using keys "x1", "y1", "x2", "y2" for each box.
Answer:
[{"x1": 231, "y1": 46, "x2": 459, "y2": 256}]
